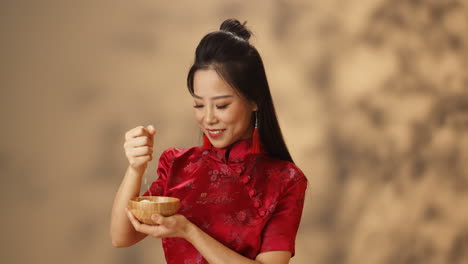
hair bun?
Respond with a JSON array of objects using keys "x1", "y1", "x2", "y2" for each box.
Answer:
[{"x1": 220, "y1": 18, "x2": 251, "y2": 41}]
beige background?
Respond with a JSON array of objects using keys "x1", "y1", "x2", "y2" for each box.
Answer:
[{"x1": 1, "y1": 0, "x2": 468, "y2": 263}]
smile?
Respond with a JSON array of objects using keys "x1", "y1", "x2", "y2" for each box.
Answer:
[{"x1": 207, "y1": 129, "x2": 225, "y2": 138}]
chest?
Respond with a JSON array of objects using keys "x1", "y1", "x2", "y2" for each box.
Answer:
[{"x1": 164, "y1": 157, "x2": 282, "y2": 244}]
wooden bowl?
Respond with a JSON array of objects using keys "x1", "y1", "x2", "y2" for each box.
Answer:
[{"x1": 128, "y1": 196, "x2": 180, "y2": 225}]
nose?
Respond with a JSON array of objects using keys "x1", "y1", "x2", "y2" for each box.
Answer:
[{"x1": 204, "y1": 106, "x2": 217, "y2": 125}]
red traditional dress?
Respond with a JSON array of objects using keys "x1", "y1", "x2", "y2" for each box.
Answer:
[{"x1": 143, "y1": 139, "x2": 307, "y2": 264}]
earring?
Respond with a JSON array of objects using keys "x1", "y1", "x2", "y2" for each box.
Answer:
[
  {"x1": 251, "y1": 111, "x2": 261, "y2": 154},
  {"x1": 203, "y1": 134, "x2": 211, "y2": 150}
]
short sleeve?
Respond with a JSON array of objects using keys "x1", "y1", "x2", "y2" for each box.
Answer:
[
  {"x1": 259, "y1": 175, "x2": 307, "y2": 256},
  {"x1": 142, "y1": 149, "x2": 174, "y2": 196}
]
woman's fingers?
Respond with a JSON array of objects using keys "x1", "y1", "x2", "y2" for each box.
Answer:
[
  {"x1": 126, "y1": 208, "x2": 150, "y2": 231},
  {"x1": 126, "y1": 146, "x2": 153, "y2": 157},
  {"x1": 147, "y1": 125, "x2": 156, "y2": 135},
  {"x1": 126, "y1": 208, "x2": 190, "y2": 239},
  {"x1": 125, "y1": 146, "x2": 153, "y2": 168},
  {"x1": 126, "y1": 208, "x2": 149, "y2": 233},
  {"x1": 124, "y1": 136, "x2": 152, "y2": 148},
  {"x1": 124, "y1": 125, "x2": 156, "y2": 169},
  {"x1": 126, "y1": 208, "x2": 164, "y2": 237},
  {"x1": 151, "y1": 214, "x2": 164, "y2": 225},
  {"x1": 125, "y1": 126, "x2": 152, "y2": 140}
]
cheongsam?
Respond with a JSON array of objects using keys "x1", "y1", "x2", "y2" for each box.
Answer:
[{"x1": 143, "y1": 139, "x2": 307, "y2": 264}]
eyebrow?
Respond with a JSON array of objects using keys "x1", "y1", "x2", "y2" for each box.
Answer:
[{"x1": 192, "y1": 94, "x2": 234, "y2": 100}]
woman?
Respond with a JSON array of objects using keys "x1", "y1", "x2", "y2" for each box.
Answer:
[{"x1": 110, "y1": 19, "x2": 307, "y2": 264}]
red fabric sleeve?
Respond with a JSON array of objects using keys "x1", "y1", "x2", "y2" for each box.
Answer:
[
  {"x1": 259, "y1": 175, "x2": 307, "y2": 257},
  {"x1": 142, "y1": 149, "x2": 174, "y2": 196}
]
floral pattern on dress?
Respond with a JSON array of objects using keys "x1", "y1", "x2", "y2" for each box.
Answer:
[
  {"x1": 184, "y1": 161, "x2": 200, "y2": 173},
  {"x1": 144, "y1": 139, "x2": 307, "y2": 264}
]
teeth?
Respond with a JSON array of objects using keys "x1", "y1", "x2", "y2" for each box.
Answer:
[{"x1": 209, "y1": 130, "x2": 223, "y2": 134}]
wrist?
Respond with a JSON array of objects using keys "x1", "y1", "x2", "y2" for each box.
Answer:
[
  {"x1": 128, "y1": 165, "x2": 146, "y2": 176},
  {"x1": 184, "y1": 221, "x2": 198, "y2": 243}
]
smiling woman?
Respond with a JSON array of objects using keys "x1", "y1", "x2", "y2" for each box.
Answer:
[
  {"x1": 192, "y1": 69, "x2": 257, "y2": 149},
  {"x1": 110, "y1": 18, "x2": 307, "y2": 264}
]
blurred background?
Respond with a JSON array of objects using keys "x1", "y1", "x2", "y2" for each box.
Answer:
[{"x1": 1, "y1": 0, "x2": 468, "y2": 263}]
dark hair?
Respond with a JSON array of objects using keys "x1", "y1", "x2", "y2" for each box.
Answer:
[{"x1": 187, "y1": 19, "x2": 294, "y2": 163}]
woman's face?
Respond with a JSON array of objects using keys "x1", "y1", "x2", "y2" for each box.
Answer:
[{"x1": 192, "y1": 69, "x2": 257, "y2": 149}]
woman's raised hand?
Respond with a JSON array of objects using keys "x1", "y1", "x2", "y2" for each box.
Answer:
[{"x1": 124, "y1": 125, "x2": 156, "y2": 172}]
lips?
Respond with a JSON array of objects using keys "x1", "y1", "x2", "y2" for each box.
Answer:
[{"x1": 206, "y1": 129, "x2": 225, "y2": 139}]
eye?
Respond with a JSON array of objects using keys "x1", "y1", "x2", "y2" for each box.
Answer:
[
  {"x1": 193, "y1": 104, "x2": 204, "y2": 108},
  {"x1": 216, "y1": 104, "x2": 229, "y2": 109}
]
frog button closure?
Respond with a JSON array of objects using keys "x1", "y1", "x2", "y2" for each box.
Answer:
[
  {"x1": 241, "y1": 175, "x2": 250, "y2": 184},
  {"x1": 253, "y1": 199, "x2": 262, "y2": 208}
]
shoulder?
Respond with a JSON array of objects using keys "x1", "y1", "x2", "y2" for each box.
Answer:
[
  {"x1": 257, "y1": 156, "x2": 308, "y2": 188},
  {"x1": 252, "y1": 157, "x2": 308, "y2": 197},
  {"x1": 249, "y1": 156, "x2": 307, "y2": 218},
  {"x1": 159, "y1": 146, "x2": 204, "y2": 162}
]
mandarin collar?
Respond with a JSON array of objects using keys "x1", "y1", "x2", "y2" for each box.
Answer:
[{"x1": 206, "y1": 139, "x2": 259, "y2": 164}]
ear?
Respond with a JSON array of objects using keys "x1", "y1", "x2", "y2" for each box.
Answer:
[{"x1": 251, "y1": 102, "x2": 258, "y2": 112}]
